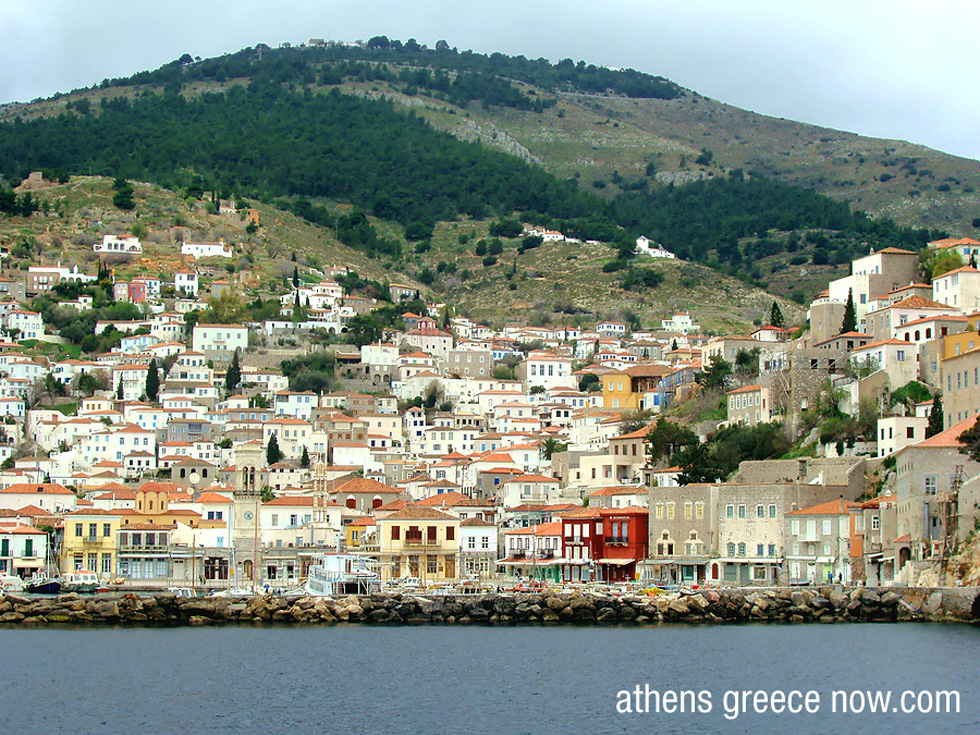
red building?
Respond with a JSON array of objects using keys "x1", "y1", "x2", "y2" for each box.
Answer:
[
  {"x1": 559, "y1": 506, "x2": 650, "y2": 583},
  {"x1": 128, "y1": 280, "x2": 147, "y2": 304},
  {"x1": 596, "y1": 507, "x2": 649, "y2": 583}
]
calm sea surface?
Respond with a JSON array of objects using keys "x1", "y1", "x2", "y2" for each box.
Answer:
[{"x1": 1, "y1": 623, "x2": 977, "y2": 735}]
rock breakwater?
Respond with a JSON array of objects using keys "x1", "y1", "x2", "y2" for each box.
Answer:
[{"x1": 1, "y1": 587, "x2": 976, "y2": 627}]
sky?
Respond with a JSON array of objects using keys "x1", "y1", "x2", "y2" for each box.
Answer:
[{"x1": 2, "y1": 0, "x2": 978, "y2": 161}]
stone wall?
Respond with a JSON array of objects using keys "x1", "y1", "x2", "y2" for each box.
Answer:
[{"x1": 1, "y1": 587, "x2": 977, "y2": 627}]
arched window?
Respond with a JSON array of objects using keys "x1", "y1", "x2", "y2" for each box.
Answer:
[
  {"x1": 727, "y1": 542, "x2": 736, "y2": 556},
  {"x1": 738, "y1": 542, "x2": 746, "y2": 557}
]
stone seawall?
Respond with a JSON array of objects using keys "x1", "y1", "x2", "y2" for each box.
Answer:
[{"x1": 1, "y1": 587, "x2": 977, "y2": 627}]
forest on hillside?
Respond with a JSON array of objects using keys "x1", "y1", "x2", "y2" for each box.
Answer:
[
  {"x1": 1, "y1": 60, "x2": 940, "y2": 282},
  {"x1": 90, "y1": 38, "x2": 684, "y2": 110}
]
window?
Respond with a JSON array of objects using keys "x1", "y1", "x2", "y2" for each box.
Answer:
[
  {"x1": 695, "y1": 503, "x2": 704, "y2": 519},
  {"x1": 924, "y1": 476, "x2": 938, "y2": 495},
  {"x1": 768, "y1": 504, "x2": 777, "y2": 518},
  {"x1": 822, "y1": 519, "x2": 832, "y2": 536},
  {"x1": 75, "y1": 523, "x2": 82, "y2": 537},
  {"x1": 791, "y1": 519, "x2": 800, "y2": 535},
  {"x1": 103, "y1": 523, "x2": 111, "y2": 537},
  {"x1": 727, "y1": 542, "x2": 736, "y2": 556},
  {"x1": 756, "y1": 505, "x2": 764, "y2": 519},
  {"x1": 757, "y1": 544, "x2": 764, "y2": 557},
  {"x1": 391, "y1": 526, "x2": 400, "y2": 541},
  {"x1": 684, "y1": 502, "x2": 692, "y2": 519},
  {"x1": 481, "y1": 536, "x2": 489, "y2": 550},
  {"x1": 737, "y1": 542, "x2": 746, "y2": 557},
  {"x1": 667, "y1": 503, "x2": 675, "y2": 519},
  {"x1": 426, "y1": 555, "x2": 438, "y2": 574},
  {"x1": 871, "y1": 516, "x2": 880, "y2": 531},
  {"x1": 467, "y1": 537, "x2": 475, "y2": 550},
  {"x1": 446, "y1": 526, "x2": 455, "y2": 541},
  {"x1": 427, "y1": 526, "x2": 438, "y2": 543},
  {"x1": 738, "y1": 505, "x2": 746, "y2": 519},
  {"x1": 726, "y1": 504, "x2": 734, "y2": 519},
  {"x1": 768, "y1": 544, "x2": 776, "y2": 557}
]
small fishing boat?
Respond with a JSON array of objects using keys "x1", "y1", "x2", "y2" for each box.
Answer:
[
  {"x1": 25, "y1": 574, "x2": 63, "y2": 594},
  {"x1": 61, "y1": 570, "x2": 99, "y2": 594}
]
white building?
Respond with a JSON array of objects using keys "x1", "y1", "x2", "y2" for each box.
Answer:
[
  {"x1": 192, "y1": 324, "x2": 248, "y2": 354},
  {"x1": 635, "y1": 236, "x2": 676, "y2": 259},
  {"x1": 4, "y1": 310, "x2": 43, "y2": 340},
  {"x1": 661, "y1": 312, "x2": 700, "y2": 334},
  {"x1": 175, "y1": 271, "x2": 199, "y2": 298},
  {"x1": 95, "y1": 235, "x2": 142, "y2": 254},
  {"x1": 877, "y1": 415, "x2": 929, "y2": 457},
  {"x1": 181, "y1": 241, "x2": 233, "y2": 259}
]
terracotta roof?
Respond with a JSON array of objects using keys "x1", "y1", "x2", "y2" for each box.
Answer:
[
  {"x1": 505, "y1": 521, "x2": 562, "y2": 536},
  {"x1": 885, "y1": 295, "x2": 949, "y2": 310},
  {"x1": 0, "y1": 483, "x2": 74, "y2": 495},
  {"x1": 589, "y1": 486, "x2": 644, "y2": 496},
  {"x1": 381, "y1": 506, "x2": 457, "y2": 521},
  {"x1": 787, "y1": 499, "x2": 857, "y2": 516},
  {"x1": 915, "y1": 415, "x2": 978, "y2": 449},
  {"x1": 375, "y1": 499, "x2": 409, "y2": 512},
  {"x1": 461, "y1": 517, "x2": 496, "y2": 527},
  {"x1": 727, "y1": 384, "x2": 762, "y2": 395},
  {"x1": 330, "y1": 477, "x2": 398, "y2": 495}
]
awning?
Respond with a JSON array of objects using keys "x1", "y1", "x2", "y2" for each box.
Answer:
[
  {"x1": 866, "y1": 553, "x2": 884, "y2": 560},
  {"x1": 816, "y1": 556, "x2": 835, "y2": 563},
  {"x1": 598, "y1": 558, "x2": 634, "y2": 566},
  {"x1": 498, "y1": 557, "x2": 559, "y2": 565}
]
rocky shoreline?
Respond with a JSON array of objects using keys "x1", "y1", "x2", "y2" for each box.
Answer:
[{"x1": 1, "y1": 587, "x2": 977, "y2": 627}]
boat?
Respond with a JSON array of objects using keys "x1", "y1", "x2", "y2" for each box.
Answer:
[
  {"x1": 62, "y1": 570, "x2": 99, "y2": 594},
  {"x1": 305, "y1": 552, "x2": 380, "y2": 596},
  {"x1": 0, "y1": 574, "x2": 25, "y2": 592},
  {"x1": 25, "y1": 574, "x2": 63, "y2": 594}
]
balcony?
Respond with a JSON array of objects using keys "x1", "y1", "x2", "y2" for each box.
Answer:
[
  {"x1": 404, "y1": 536, "x2": 425, "y2": 546},
  {"x1": 605, "y1": 536, "x2": 629, "y2": 546}
]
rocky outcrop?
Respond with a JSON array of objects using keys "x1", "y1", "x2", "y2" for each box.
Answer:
[{"x1": 0, "y1": 587, "x2": 976, "y2": 627}]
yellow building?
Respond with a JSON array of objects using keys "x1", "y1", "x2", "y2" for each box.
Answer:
[
  {"x1": 941, "y1": 330, "x2": 980, "y2": 360},
  {"x1": 61, "y1": 509, "x2": 121, "y2": 580},
  {"x1": 602, "y1": 365, "x2": 671, "y2": 410},
  {"x1": 346, "y1": 517, "x2": 376, "y2": 552},
  {"x1": 377, "y1": 507, "x2": 460, "y2": 585}
]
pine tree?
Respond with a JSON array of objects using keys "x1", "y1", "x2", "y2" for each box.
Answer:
[
  {"x1": 145, "y1": 357, "x2": 160, "y2": 402},
  {"x1": 926, "y1": 394, "x2": 945, "y2": 438},
  {"x1": 300, "y1": 445, "x2": 310, "y2": 468},
  {"x1": 769, "y1": 300, "x2": 785, "y2": 329},
  {"x1": 225, "y1": 349, "x2": 241, "y2": 393},
  {"x1": 840, "y1": 288, "x2": 857, "y2": 334},
  {"x1": 266, "y1": 434, "x2": 283, "y2": 466}
]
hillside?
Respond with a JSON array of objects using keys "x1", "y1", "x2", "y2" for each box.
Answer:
[
  {"x1": 0, "y1": 39, "x2": 970, "y2": 318},
  {"x1": 0, "y1": 176, "x2": 803, "y2": 333}
]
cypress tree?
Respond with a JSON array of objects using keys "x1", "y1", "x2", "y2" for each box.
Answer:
[
  {"x1": 926, "y1": 394, "x2": 945, "y2": 438},
  {"x1": 840, "y1": 288, "x2": 857, "y2": 334},
  {"x1": 225, "y1": 349, "x2": 241, "y2": 393},
  {"x1": 266, "y1": 434, "x2": 283, "y2": 466},
  {"x1": 769, "y1": 300, "x2": 785, "y2": 329},
  {"x1": 300, "y1": 445, "x2": 310, "y2": 468},
  {"x1": 145, "y1": 357, "x2": 160, "y2": 402}
]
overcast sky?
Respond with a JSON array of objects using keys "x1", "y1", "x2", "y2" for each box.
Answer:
[{"x1": 3, "y1": 0, "x2": 978, "y2": 160}]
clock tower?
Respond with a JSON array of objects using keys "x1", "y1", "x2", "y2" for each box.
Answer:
[{"x1": 232, "y1": 442, "x2": 264, "y2": 587}]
